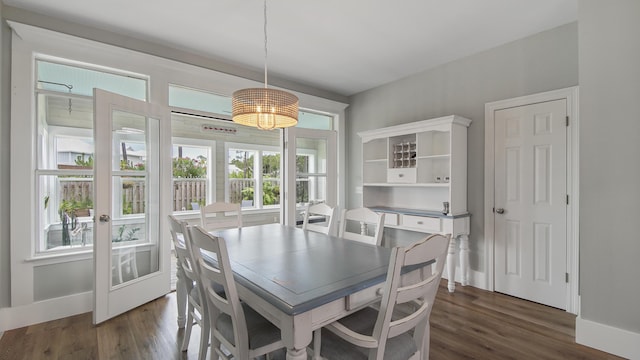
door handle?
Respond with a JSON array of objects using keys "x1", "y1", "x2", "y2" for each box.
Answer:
[
  {"x1": 99, "y1": 214, "x2": 111, "y2": 223},
  {"x1": 495, "y1": 208, "x2": 505, "y2": 214}
]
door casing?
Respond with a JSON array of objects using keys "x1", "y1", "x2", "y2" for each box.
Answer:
[{"x1": 484, "y1": 86, "x2": 579, "y2": 314}]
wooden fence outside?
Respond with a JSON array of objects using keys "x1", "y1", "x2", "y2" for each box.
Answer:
[
  {"x1": 229, "y1": 178, "x2": 255, "y2": 204},
  {"x1": 59, "y1": 178, "x2": 276, "y2": 212},
  {"x1": 173, "y1": 178, "x2": 207, "y2": 211},
  {"x1": 60, "y1": 178, "x2": 92, "y2": 205}
]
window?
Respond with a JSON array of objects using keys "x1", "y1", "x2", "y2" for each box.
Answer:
[
  {"x1": 171, "y1": 129, "x2": 213, "y2": 213},
  {"x1": 35, "y1": 59, "x2": 148, "y2": 254},
  {"x1": 227, "y1": 144, "x2": 281, "y2": 209},
  {"x1": 297, "y1": 111, "x2": 334, "y2": 130}
]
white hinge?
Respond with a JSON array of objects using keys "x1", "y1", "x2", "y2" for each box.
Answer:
[
  {"x1": 566, "y1": 116, "x2": 569, "y2": 127},
  {"x1": 566, "y1": 272, "x2": 569, "y2": 283}
]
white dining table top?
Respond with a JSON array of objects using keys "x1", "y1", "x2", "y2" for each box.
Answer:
[{"x1": 208, "y1": 223, "x2": 392, "y2": 315}]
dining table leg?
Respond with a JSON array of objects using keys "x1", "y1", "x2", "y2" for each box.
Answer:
[{"x1": 282, "y1": 313, "x2": 313, "y2": 360}]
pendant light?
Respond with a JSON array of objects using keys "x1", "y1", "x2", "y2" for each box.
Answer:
[{"x1": 232, "y1": 0, "x2": 298, "y2": 130}]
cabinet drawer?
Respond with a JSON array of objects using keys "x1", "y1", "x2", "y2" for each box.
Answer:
[
  {"x1": 401, "y1": 214, "x2": 442, "y2": 233},
  {"x1": 346, "y1": 284, "x2": 383, "y2": 311},
  {"x1": 379, "y1": 212, "x2": 398, "y2": 226},
  {"x1": 387, "y1": 168, "x2": 416, "y2": 183}
]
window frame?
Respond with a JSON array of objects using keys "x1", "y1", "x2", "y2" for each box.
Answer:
[
  {"x1": 170, "y1": 136, "x2": 215, "y2": 214},
  {"x1": 224, "y1": 142, "x2": 281, "y2": 210}
]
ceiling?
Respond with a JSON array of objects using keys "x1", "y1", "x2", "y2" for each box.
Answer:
[{"x1": 3, "y1": 0, "x2": 577, "y2": 97}]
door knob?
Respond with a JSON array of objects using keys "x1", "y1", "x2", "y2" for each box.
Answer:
[
  {"x1": 495, "y1": 208, "x2": 505, "y2": 214},
  {"x1": 99, "y1": 214, "x2": 111, "y2": 223}
]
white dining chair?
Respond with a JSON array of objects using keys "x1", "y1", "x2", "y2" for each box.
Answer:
[
  {"x1": 317, "y1": 233, "x2": 451, "y2": 360},
  {"x1": 338, "y1": 207, "x2": 385, "y2": 246},
  {"x1": 168, "y1": 215, "x2": 209, "y2": 360},
  {"x1": 311, "y1": 207, "x2": 385, "y2": 359},
  {"x1": 200, "y1": 202, "x2": 243, "y2": 231},
  {"x1": 302, "y1": 202, "x2": 337, "y2": 236},
  {"x1": 187, "y1": 225, "x2": 286, "y2": 359}
]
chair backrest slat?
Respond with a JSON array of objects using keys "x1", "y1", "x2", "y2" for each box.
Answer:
[
  {"x1": 302, "y1": 203, "x2": 337, "y2": 236},
  {"x1": 200, "y1": 202, "x2": 243, "y2": 231},
  {"x1": 338, "y1": 207, "x2": 385, "y2": 246}
]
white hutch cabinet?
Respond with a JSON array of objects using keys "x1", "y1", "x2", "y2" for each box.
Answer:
[{"x1": 359, "y1": 115, "x2": 471, "y2": 292}]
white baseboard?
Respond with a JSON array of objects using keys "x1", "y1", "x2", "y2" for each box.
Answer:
[
  {"x1": 0, "y1": 292, "x2": 92, "y2": 332},
  {"x1": 441, "y1": 266, "x2": 487, "y2": 290},
  {"x1": 576, "y1": 316, "x2": 640, "y2": 359}
]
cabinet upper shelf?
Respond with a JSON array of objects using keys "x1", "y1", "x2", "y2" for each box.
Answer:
[{"x1": 359, "y1": 115, "x2": 471, "y2": 217}]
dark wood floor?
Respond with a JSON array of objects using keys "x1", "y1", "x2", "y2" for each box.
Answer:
[{"x1": 0, "y1": 280, "x2": 621, "y2": 360}]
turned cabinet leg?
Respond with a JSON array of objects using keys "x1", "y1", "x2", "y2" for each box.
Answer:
[
  {"x1": 446, "y1": 237, "x2": 457, "y2": 293},
  {"x1": 459, "y1": 234, "x2": 470, "y2": 286}
]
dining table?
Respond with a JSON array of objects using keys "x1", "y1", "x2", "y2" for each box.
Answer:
[{"x1": 177, "y1": 223, "x2": 392, "y2": 360}]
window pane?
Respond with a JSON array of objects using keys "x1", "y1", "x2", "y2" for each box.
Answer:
[
  {"x1": 119, "y1": 176, "x2": 146, "y2": 215},
  {"x1": 172, "y1": 145, "x2": 208, "y2": 211},
  {"x1": 39, "y1": 175, "x2": 94, "y2": 251},
  {"x1": 228, "y1": 149, "x2": 256, "y2": 208},
  {"x1": 296, "y1": 175, "x2": 327, "y2": 204},
  {"x1": 262, "y1": 151, "x2": 280, "y2": 206},
  {"x1": 169, "y1": 85, "x2": 231, "y2": 116},
  {"x1": 37, "y1": 60, "x2": 147, "y2": 100},
  {"x1": 113, "y1": 111, "x2": 147, "y2": 172},
  {"x1": 37, "y1": 94, "x2": 95, "y2": 170},
  {"x1": 297, "y1": 111, "x2": 333, "y2": 130}
]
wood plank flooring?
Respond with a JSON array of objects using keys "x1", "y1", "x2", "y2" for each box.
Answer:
[{"x1": 0, "y1": 280, "x2": 622, "y2": 360}]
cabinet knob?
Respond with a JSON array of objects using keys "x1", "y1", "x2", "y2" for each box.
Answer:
[
  {"x1": 398, "y1": 173, "x2": 404, "y2": 177},
  {"x1": 496, "y1": 208, "x2": 505, "y2": 214}
]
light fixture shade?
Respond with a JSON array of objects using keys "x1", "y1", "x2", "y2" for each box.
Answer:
[{"x1": 232, "y1": 88, "x2": 299, "y2": 130}]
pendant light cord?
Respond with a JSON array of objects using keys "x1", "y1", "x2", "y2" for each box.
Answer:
[{"x1": 264, "y1": 0, "x2": 268, "y2": 89}]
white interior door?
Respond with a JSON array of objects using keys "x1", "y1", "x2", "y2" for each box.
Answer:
[
  {"x1": 93, "y1": 89, "x2": 170, "y2": 324},
  {"x1": 494, "y1": 99, "x2": 567, "y2": 309},
  {"x1": 283, "y1": 128, "x2": 337, "y2": 227}
]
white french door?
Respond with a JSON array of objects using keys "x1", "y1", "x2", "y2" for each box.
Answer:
[
  {"x1": 494, "y1": 99, "x2": 567, "y2": 309},
  {"x1": 93, "y1": 89, "x2": 170, "y2": 324},
  {"x1": 283, "y1": 128, "x2": 337, "y2": 227}
]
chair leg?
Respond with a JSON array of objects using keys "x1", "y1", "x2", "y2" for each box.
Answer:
[
  {"x1": 198, "y1": 312, "x2": 210, "y2": 360},
  {"x1": 210, "y1": 327, "x2": 221, "y2": 360},
  {"x1": 207, "y1": 306, "x2": 221, "y2": 360},
  {"x1": 181, "y1": 304, "x2": 195, "y2": 352}
]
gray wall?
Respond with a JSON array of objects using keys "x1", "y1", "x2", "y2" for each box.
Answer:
[
  {"x1": 346, "y1": 23, "x2": 578, "y2": 272},
  {"x1": 0, "y1": 7, "x2": 10, "y2": 309},
  {"x1": 578, "y1": 0, "x2": 640, "y2": 332}
]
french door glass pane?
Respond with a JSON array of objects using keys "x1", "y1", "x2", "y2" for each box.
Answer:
[
  {"x1": 295, "y1": 137, "x2": 328, "y2": 208},
  {"x1": 110, "y1": 111, "x2": 158, "y2": 286}
]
